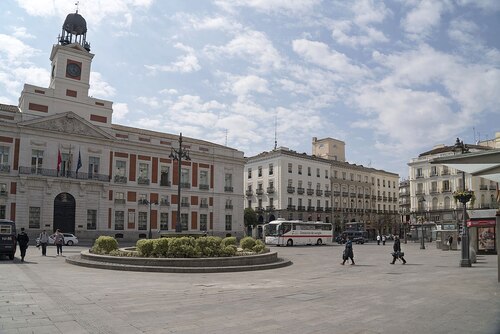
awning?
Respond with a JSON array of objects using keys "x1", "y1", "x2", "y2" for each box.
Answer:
[
  {"x1": 467, "y1": 219, "x2": 496, "y2": 227},
  {"x1": 431, "y1": 149, "x2": 500, "y2": 183}
]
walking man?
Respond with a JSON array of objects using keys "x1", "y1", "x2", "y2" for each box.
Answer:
[
  {"x1": 390, "y1": 235, "x2": 406, "y2": 264},
  {"x1": 341, "y1": 238, "x2": 355, "y2": 265},
  {"x1": 377, "y1": 234, "x2": 381, "y2": 245},
  {"x1": 17, "y1": 227, "x2": 30, "y2": 262},
  {"x1": 39, "y1": 230, "x2": 49, "y2": 256},
  {"x1": 53, "y1": 229, "x2": 64, "y2": 256}
]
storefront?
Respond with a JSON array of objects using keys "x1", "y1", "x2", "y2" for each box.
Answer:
[{"x1": 468, "y1": 219, "x2": 496, "y2": 254}]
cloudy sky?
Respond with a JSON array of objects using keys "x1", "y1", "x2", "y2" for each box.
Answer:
[{"x1": 1, "y1": 0, "x2": 499, "y2": 179}]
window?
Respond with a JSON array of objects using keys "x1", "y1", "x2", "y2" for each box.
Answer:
[
  {"x1": 114, "y1": 211, "x2": 124, "y2": 230},
  {"x1": 288, "y1": 197, "x2": 293, "y2": 206},
  {"x1": 430, "y1": 166, "x2": 437, "y2": 176},
  {"x1": 325, "y1": 170, "x2": 328, "y2": 179},
  {"x1": 225, "y1": 173, "x2": 233, "y2": 191},
  {"x1": 225, "y1": 215, "x2": 232, "y2": 231},
  {"x1": 269, "y1": 164, "x2": 273, "y2": 175},
  {"x1": 88, "y1": 156, "x2": 100, "y2": 177},
  {"x1": 181, "y1": 213, "x2": 189, "y2": 231},
  {"x1": 308, "y1": 167, "x2": 311, "y2": 176},
  {"x1": 350, "y1": 173, "x2": 354, "y2": 181},
  {"x1": 288, "y1": 163, "x2": 292, "y2": 173},
  {"x1": 298, "y1": 180, "x2": 303, "y2": 188},
  {"x1": 160, "y1": 213, "x2": 169, "y2": 230},
  {"x1": 181, "y1": 168, "x2": 190, "y2": 185},
  {"x1": 342, "y1": 172, "x2": 346, "y2": 180},
  {"x1": 357, "y1": 174, "x2": 361, "y2": 182},
  {"x1": 298, "y1": 165, "x2": 302, "y2": 175},
  {"x1": 31, "y1": 149, "x2": 43, "y2": 173},
  {"x1": 138, "y1": 193, "x2": 147, "y2": 203},
  {"x1": 200, "y1": 214, "x2": 208, "y2": 231},
  {"x1": 0, "y1": 146, "x2": 9, "y2": 166},
  {"x1": 416, "y1": 168, "x2": 423, "y2": 178},
  {"x1": 29, "y1": 207, "x2": 40, "y2": 229},
  {"x1": 247, "y1": 200, "x2": 252, "y2": 208},
  {"x1": 317, "y1": 199, "x2": 321, "y2": 207},
  {"x1": 442, "y1": 180, "x2": 450, "y2": 191},
  {"x1": 316, "y1": 168, "x2": 320, "y2": 177},
  {"x1": 160, "y1": 165, "x2": 170, "y2": 186},
  {"x1": 87, "y1": 210, "x2": 97, "y2": 230},
  {"x1": 383, "y1": 180, "x2": 386, "y2": 187},
  {"x1": 269, "y1": 180, "x2": 274, "y2": 189},
  {"x1": 0, "y1": 205, "x2": 5, "y2": 219},
  {"x1": 138, "y1": 212, "x2": 147, "y2": 230},
  {"x1": 258, "y1": 166, "x2": 262, "y2": 177},
  {"x1": 334, "y1": 170, "x2": 338, "y2": 178},
  {"x1": 199, "y1": 170, "x2": 209, "y2": 188},
  {"x1": 139, "y1": 162, "x2": 149, "y2": 180},
  {"x1": 288, "y1": 179, "x2": 293, "y2": 186},
  {"x1": 115, "y1": 160, "x2": 126, "y2": 176},
  {"x1": 316, "y1": 183, "x2": 321, "y2": 190},
  {"x1": 248, "y1": 168, "x2": 252, "y2": 179},
  {"x1": 0, "y1": 183, "x2": 6, "y2": 194},
  {"x1": 116, "y1": 192, "x2": 125, "y2": 200},
  {"x1": 377, "y1": 179, "x2": 380, "y2": 186},
  {"x1": 181, "y1": 197, "x2": 189, "y2": 207}
]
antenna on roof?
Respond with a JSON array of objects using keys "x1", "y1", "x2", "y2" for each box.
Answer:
[
  {"x1": 274, "y1": 113, "x2": 277, "y2": 150},
  {"x1": 75, "y1": 1, "x2": 79, "y2": 13}
]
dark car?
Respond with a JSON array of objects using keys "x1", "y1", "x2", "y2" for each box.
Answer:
[{"x1": 0, "y1": 219, "x2": 17, "y2": 260}]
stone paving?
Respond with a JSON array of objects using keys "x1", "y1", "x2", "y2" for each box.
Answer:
[{"x1": 0, "y1": 241, "x2": 498, "y2": 334}]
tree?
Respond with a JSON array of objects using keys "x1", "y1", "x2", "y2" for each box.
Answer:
[{"x1": 244, "y1": 208, "x2": 258, "y2": 227}]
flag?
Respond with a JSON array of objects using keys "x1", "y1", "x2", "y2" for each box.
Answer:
[
  {"x1": 76, "y1": 149, "x2": 82, "y2": 173},
  {"x1": 57, "y1": 149, "x2": 62, "y2": 175}
]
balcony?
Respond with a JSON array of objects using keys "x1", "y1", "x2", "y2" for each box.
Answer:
[
  {"x1": 383, "y1": 197, "x2": 388, "y2": 202},
  {"x1": 316, "y1": 206, "x2": 323, "y2": 212},
  {"x1": 114, "y1": 198, "x2": 125, "y2": 204},
  {"x1": 377, "y1": 196, "x2": 382, "y2": 200},
  {"x1": 297, "y1": 205, "x2": 305, "y2": 211},
  {"x1": 479, "y1": 185, "x2": 488, "y2": 190},
  {"x1": 137, "y1": 177, "x2": 150, "y2": 185},
  {"x1": 256, "y1": 207, "x2": 265, "y2": 212},
  {"x1": 307, "y1": 206, "x2": 315, "y2": 211},
  {"x1": 114, "y1": 175, "x2": 127, "y2": 184},
  {"x1": 287, "y1": 186, "x2": 295, "y2": 194},
  {"x1": 316, "y1": 190, "x2": 323, "y2": 196},
  {"x1": 415, "y1": 190, "x2": 424, "y2": 195},
  {"x1": 324, "y1": 190, "x2": 331, "y2": 197},
  {"x1": 334, "y1": 191, "x2": 340, "y2": 197},
  {"x1": 307, "y1": 189, "x2": 314, "y2": 195},
  {"x1": 245, "y1": 189, "x2": 253, "y2": 196},
  {"x1": 441, "y1": 189, "x2": 451, "y2": 193},
  {"x1": 225, "y1": 204, "x2": 233, "y2": 209},
  {"x1": 342, "y1": 192, "x2": 349, "y2": 197},
  {"x1": 0, "y1": 164, "x2": 10, "y2": 173},
  {"x1": 160, "y1": 199, "x2": 170, "y2": 206},
  {"x1": 266, "y1": 206, "x2": 275, "y2": 211},
  {"x1": 19, "y1": 166, "x2": 110, "y2": 182},
  {"x1": 297, "y1": 187, "x2": 305, "y2": 194},
  {"x1": 138, "y1": 199, "x2": 149, "y2": 205},
  {"x1": 256, "y1": 189, "x2": 264, "y2": 196},
  {"x1": 430, "y1": 189, "x2": 439, "y2": 194},
  {"x1": 287, "y1": 205, "x2": 296, "y2": 211},
  {"x1": 266, "y1": 187, "x2": 275, "y2": 194},
  {"x1": 441, "y1": 170, "x2": 449, "y2": 175},
  {"x1": 181, "y1": 202, "x2": 190, "y2": 207},
  {"x1": 199, "y1": 184, "x2": 209, "y2": 190},
  {"x1": 200, "y1": 203, "x2": 208, "y2": 208},
  {"x1": 350, "y1": 193, "x2": 356, "y2": 198},
  {"x1": 358, "y1": 194, "x2": 363, "y2": 198},
  {"x1": 416, "y1": 175, "x2": 424, "y2": 179},
  {"x1": 180, "y1": 182, "x2": 191, "y2": 189},
  {"x1": 365, "y1": 194, "x2": 371, "y2": 199},
  {"x1": 224, "y1": 186, "x2": 234, "y2": 192}
]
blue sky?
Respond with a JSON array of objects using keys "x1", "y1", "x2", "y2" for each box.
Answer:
[{"x1": 1, "y1": 0, "x2": 499, "y2": 180}]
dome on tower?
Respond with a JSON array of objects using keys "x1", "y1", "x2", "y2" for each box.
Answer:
[{"x1": 62, "y1": 12, "x2": 87, "y2": 35}]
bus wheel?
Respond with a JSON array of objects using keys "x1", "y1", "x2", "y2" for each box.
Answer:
[
  {"x1": 316, "y1": 239, "x2": 323, "y2": 245},
  {"x1": 286, "y1": 239, "x2": 293, "y2": 247}
]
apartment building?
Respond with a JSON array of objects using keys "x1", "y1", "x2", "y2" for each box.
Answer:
[
  {"x1": 0, "y1": 11, "x2": 245, "y2": 240},
  {"x1": 244, "y1": 138, "x2": 400, "y2": 238}
]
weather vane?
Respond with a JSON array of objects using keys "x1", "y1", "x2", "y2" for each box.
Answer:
[{"x1": 75, "y1": 1, "x2": 79, "y2": 13}]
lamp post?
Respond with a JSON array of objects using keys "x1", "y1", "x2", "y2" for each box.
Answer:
[
  {"x1": 329, "y1": 176, "x2": 334, "y2": 238},
  {"x1": 418, "y1": 196, "x2": 426, "y2": 249},
  {"x1": 169, "y1": 133, "x2": 191, "y2": 233},
  {"x1": 453, "y1": 138, "x2": 471, "y2": 267}
]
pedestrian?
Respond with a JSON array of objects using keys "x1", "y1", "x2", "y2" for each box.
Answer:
[
  {"x1": 38, "y1": 230, "x2": 49, "y2": 256},
  {"x1": 382, "y1": 235, "x2": 386, "y2": 245},
  {"x1": 457, "y1": 235, "x2": 461, "y2": 246},
  {"x1": 377, "y1": 234, "x2": 381, "y2": 245},
  {"x1": 390, "y1": 235, "x2": 406, "y2": 264},
  {"x1": 53, "y1": 229, "x2": 64, "y2": 256},
  {"x1": 17, "y1": 227, "x2": 30, "y2": 262},
  {"x1": 341, "y1": 238, "x2": 355, "y2": 265},
  {"x1": 447, "y1": 235, "x2": 453, "y2": 250}
]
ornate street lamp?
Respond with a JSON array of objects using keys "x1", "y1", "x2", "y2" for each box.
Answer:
[
  {"x1": 418, "y1": 196, "x2": 426, "y2": 249},
  {"x1": 452, "y1": 138, "x2": 472, "y2": 267},
  {"x1": 138, "y1": 199, "x2": 158, "y2": 239},
  {"x1": 169, "y1": 133, "x2": 191, "y2": 233}
]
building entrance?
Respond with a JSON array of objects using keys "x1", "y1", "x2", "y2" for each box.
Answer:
[{"x1": 53, "y1": 192, "x2": 76, "y2": 233}]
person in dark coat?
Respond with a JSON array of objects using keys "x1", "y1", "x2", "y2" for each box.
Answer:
[
  {"x1": 17, "y1": 227, "x2": 30, "y2": 262},
  {"x1": 447, "y1": 235, "x2": 453, "y2": 250},
  {"x1": 341, "y1": 238, "x2": 355, "y2": 265},
  {"x1": 391, "y1": 235, "x2": 406, "y2": 264}
]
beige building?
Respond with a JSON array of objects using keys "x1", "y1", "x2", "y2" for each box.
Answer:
[
  {"x1": 244, "y1": 138, "x2": 400, "y2": 238},
  {"x1": 0, "y1": 11, "x2": 245, "y2": 240}
]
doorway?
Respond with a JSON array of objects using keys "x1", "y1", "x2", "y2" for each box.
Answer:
[{"x1": 53, "y1": 192, "x2": 76, "y2": 233}]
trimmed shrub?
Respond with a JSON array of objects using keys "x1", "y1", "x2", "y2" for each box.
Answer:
[
  {"x1": 252, "y1": 239, "x2": 266, "y2": 253},
  {"x1": 240, "y1": 236, "x2": 256, "y2": 250},
  {"x1": 91, "y1": 236, "x2": 118, "y2": 254},
  {"x1": 167, "y1": 237, "x2": 200, "y2": 258},
  {"x1": 221, "y1": 236, "x2": 237, "y2": 247},
  {"x1": 136, "y1": 239, "x2": 155, "y2": 257},
  {"x1": 152, "y1": 238, "x2": 170, "y2": 257},
  {"x1": 195, "y1": 236, "x2": 223, "y2": 257},
  {"x1": 220, "y1": 244, "x2": 237, "y2": 257}
]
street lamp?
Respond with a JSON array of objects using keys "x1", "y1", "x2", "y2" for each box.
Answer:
[
  {"x1": 138, "y1": 199, "x2": 158, "y2": 239},
  {"x1": 169, "y1": 133, "x2": 191, "y2": 233},
  {"x1": 418, "y1": 196, "x2": 426, "y2": 249},
  {"x1": 453, "y1": 138, "x2": 471, "y2": 267}
]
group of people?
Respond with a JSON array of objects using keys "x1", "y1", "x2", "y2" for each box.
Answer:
[
  {"x1": 341, "y1": 235, "x2": 407, "y2": 265},
  {"x1": 16, "y1": 229, "x2": 65, "y2": 262},
  {"x1": 376, "y1": 234, "x2": 387, "y2": 245}
]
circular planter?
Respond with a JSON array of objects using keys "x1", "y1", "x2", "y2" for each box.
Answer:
[{"x1": 66, "y1": 250, "x2": 292, "y2": 273}]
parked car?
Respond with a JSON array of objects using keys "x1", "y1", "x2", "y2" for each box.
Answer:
[
  {"x1": 0, "y1": 219, "x2": 17, "y2": 260},
  {"x1": 36, "y1": 233, "x2": 79, "y2": 246}
]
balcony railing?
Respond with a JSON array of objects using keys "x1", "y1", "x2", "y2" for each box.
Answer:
[
  {"x1": 287, "y1": 186, "x2": 295, "y2": 194},
  {"x1": 307, "y1": 189, "x2": 314, "y2": 195},
  {"x1": 19, "y1": 166, "x2": 110, "y2": 181},
  {"x1": 114, "y1": 198, "x2": 126, "y2": 204},
  {"x1": 180, "y1": 182, "x2": 191, "y2": 188},
  {"x1": 256, "y1": 207, "x2": 264, "y2": 212},
  {"x1": 137, "y1": 177, "x2": 150, "y2": 185},
  {"x1": 287, "y1": 205, "x2": 296, "y2": 211},
  {"x1": 297, "y1": 205, "x2": 305, "y2": 211},
  {"x1": 441, "y1": 189, "x2": 451, "y2": 193},
  {"x1": 199, "y1": 184, "x2": 209, "y2": 190},
  {"x1": 334, "y1": 191, "x2": 340, "y2": 196},
  {"x1": 342, "y1": 192, "x2": 349, "y2": 197},
  {"x1": 316, "y1": 190, "x2": 323, "y2": 196},
  {"x1": 415, "y1": 190, "x2": 424, "y2": 195},
  {"x1": 160, "y1": 200, "x2": 170, "y2": 206},
  {"x1": 200, "y1": 203, "x2": 208, "y2": 208},
  {"x1": 266, "y1": 187, "x2": 275, "y2": 194},
  {"x1": 324, "y1": 190, "x2": 331, "y2": 197},
  {"x1": 266, "y1": 206, "x2": 275, "y2": 211},
  {"x1": 245, "y1": 189, "x2": 253, "y2": 196},
  {"x1": 256, "y1": 189, "x2": 264, "y2": 195},
  {"x1": 316, "y1": 206, "x2": 323, "y2": 212},
  {"x1": 350, "y1": 193, "x2": 356, "y2": 198},
  {"x1": 441, "y1": 171, "x2": 449, "y2": 175},
  {"x1": 225, "y1": 204, "x2": 233, "y2": 209},
  {"x1": 297, "y1": 187, "x2": 305, "y2": 194},
  {"x1": 181, "y1": 202, "x2": 190, "y2": 207},
  {"x1": 307, "y1": 206, "x2": 315, "y2": 211},
  {"x1": 160, "y1": 180, "x2": 171, "y2": 187},
  {"x1": 430, "y1": 189, "x2": 439, "y2": 194},
  {"x1": 224, "y1": 186, "x2": 234, "y2": 192},
  {"x1": 479, "y1": 185, "x2": 488, "y2": 190},
  {"x1": 114, "y1": 175, "x2": 127, "y2": 184},
  {"x1": 0, "y1": 164, "x2": 10, "y2": 173}
]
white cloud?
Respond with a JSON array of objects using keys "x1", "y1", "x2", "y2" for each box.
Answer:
[
  {"x1": 214, "y1": 0, "x2": 321, "y2": 16},
  {"x1": 89, "y1": 72, "x2": 116, "y2": 98},
  {"x1": 0, "y1": 34, "x2": 39, "y2": 64},
  {"x1": 352, "y1": 0, "x2": 390, "y2": 25},
  {"x1": 112, "y1": 102, "x2": 130, "y2": 121},
  {"x1": 145, "y1": 43, "x2": 200, "y2": 73},
  {"x1": 401, "y1": 0, "x2": 452, "y2": 40},
  {"x1": 11, "y1": 26, "x2": 35, "y2": 39},
  {"x1": 331, "y1": 20, "x2": 389, "y2": 47},
  {"x1": 228, "y1": 75, "x2": 271, "y2": 98},
  {"x1": 173, "y1": 13, "x2": 243, "y2": 32}
]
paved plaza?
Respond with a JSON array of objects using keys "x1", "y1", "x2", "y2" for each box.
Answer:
[{"x1": 0, "y1": 241, "x2": 498, "y2": 334}]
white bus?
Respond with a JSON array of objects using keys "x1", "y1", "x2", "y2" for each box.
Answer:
[{"x1": 264, "y1": 219, "x2": 333, "y2": 246}]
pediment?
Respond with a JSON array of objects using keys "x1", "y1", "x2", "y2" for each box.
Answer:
[{"x1": 20, "y1": 112, "x2": 114, "y2": 140}]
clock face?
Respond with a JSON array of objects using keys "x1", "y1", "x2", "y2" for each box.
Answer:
[{"x1": 66, "y1": 63, "x2": 81, "y2": 77}]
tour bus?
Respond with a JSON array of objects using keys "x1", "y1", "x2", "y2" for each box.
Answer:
[{"x1": 264, "y1": 219, "x2": 333, "y2": 246}]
